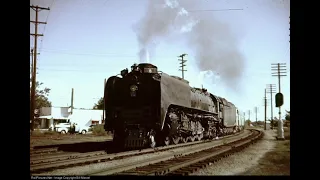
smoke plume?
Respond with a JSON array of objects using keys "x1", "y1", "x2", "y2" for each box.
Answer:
[
  {"x1": 187, "y1": 15, "x2": 245, "y2": 90},
  {"x1": 133, "y1": 0, "x2": 193, "y2": 63},
  {"x1": 134, "y1": 0, "x2": 245, "y2": 91}
]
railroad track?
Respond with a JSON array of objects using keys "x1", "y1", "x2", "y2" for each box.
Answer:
[
  {"x1": 30, "y1": 130, "x2": 245, "y2": 175},
  {"x1": 89, "y1": 129, "x2": 262, "y2": 176},
  {"x1": 30, "y1": 147, "x2": 60, "y2": 156}
]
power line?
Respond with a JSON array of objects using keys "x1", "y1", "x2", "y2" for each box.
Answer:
[
  {"x1": 39, "y1": 0, "x2": 56, "y2": 51},
  {"x1": 38, "y1": 68, "x2": 108, "y2": 72},
  {"x1": 36, "y1": 49, "x2": 181, "y2": 59},
  {"x1": 39, "y1": 50, "x2": 139, "y2": 57},
  {"x1": 188, "y1": 8, "x2": 243, "y2": 12}
]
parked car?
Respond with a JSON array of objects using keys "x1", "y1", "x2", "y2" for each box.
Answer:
[{"x1": 54, "y1": 120, "x2": 71, "y2": 134}]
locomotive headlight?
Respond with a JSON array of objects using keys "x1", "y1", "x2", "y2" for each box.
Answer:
[
  {"x1": 144, "y1": 67, "x2": 157, "y2": 73},
  {"x1": 130, "y1": 85, "x2": 138, "y2": 97},
  {"x1": 130, "y1": 85, "x2": 138, "y2": 92}
]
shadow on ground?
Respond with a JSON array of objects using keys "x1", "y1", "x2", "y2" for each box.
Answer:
[{"x1": 33, "y1": 141, "x2": 114, "y2": 153}]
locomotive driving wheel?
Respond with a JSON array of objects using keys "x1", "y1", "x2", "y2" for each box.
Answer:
[
  {"x1": 172, "y1": 136, "x2": 180, "y2": 145},
  {"x1": 194, "y1": 135, "x2": 199, "y2": 141},
  {"x1": 190, "y1": 136, "x2": 195, "y2": 142},
  {"x1": 211, "y1": 128, "x2": 217, "y2": 139},
  {"x1": 149, "y1": 135, "x2": 156, "y2": 148},
  {"x1": 164, "y1": 136, "x2": 170, "y2": 146},
  {"x1": 197, "y1": 133, "x2": 203, "y2": 141},
  {"x1": 181, "y1": 137, "x2": 188, "y2": 143}
]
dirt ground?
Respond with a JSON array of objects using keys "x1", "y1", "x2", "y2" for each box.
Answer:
[
  {"x1": 30, "y1": 131, "x2": 113, "y2": 148},
  {"x1": 192, "y1": 126, "x2": 290, "y2": 176}
]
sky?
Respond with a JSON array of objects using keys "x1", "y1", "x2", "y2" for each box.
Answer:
[{"x1": 30, "y1": 0, "x2": 290, "y2": 122}]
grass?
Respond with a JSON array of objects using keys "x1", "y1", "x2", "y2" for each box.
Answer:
[
  {"x1": 92, "y1": 124, "x2": 107, "y2": 136},
  {"x1": 244, "y1": 141, "x2": 290, "y2": 175},
  {"x1": 240, "y1": 126, "x2": 290, "y2": 175}
]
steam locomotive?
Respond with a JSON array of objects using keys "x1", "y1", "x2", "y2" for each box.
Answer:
[{"x1": 104, "y1": 63, "x2": 240, "y2": 150}]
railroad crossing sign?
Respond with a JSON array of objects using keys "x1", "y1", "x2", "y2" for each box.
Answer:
[{"x1": 275, "y1": 93, "x2": 284, "y2": 107}]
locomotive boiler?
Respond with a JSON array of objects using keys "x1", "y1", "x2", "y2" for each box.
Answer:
[{"x1": 104, "y1": 63, "x2": 239, "y2": 150}]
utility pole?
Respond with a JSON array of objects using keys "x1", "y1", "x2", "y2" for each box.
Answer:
[
  {"x1": 272, "y1": 63, "x2": 287, "y2": 140},
  {"x1": 178, "y1": 54, "x2": 187, "y2": 79},
  {"x1": 254, "y1": 107, "x2": 258, "y2": 124},
  {"x1": 243, "y1": 112, "x2": 246, "y2": 127},
  {"x1": 103, "y1": 78, "x2": 106, "y2": 124},
  {"x1": 30, "y1": 5, "x2": 50, "y2": 131},
  {"x1": 30, "y1": 49, "x2": 34, "y2": 77},
  {"x1": 237, "y1": 110, "x2": 239, "y2": 128},
  {"x1": 264, "y1": 89, "x2": 267, "y2": 130},
  {"x1": 266, "y1": 84, "x2": 276, "y2": 129},
  {"x1": 70, "y1": 88, "x2": 74, "y2": 114},
  {"x1": 30, "y1": 49, "x2": 40, "y2": 80}
]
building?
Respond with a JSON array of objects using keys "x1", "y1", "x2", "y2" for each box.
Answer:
[
  {"x1": 37, "y1": 107, "x2": 69, "y2": 129},
  {"x1": 37, "y1": 107, "x2": 103, "y2": 130}
]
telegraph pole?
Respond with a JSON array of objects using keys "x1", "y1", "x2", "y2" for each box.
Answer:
[
  {"x1": 70, "y1": 88, "x2": 74, "y2": 114},
  {"x1": 30, "y1": 5, "x2": 50, "y2": 131},
  {"x1": 243, "y1": 112, "x2": 246, "y2": 127},
  {"x1": 289, "y1": 16, "x2": 290, "y2": 43},
  {"x1": 264, "y1": 89, "x2": 267, "y2": 130},
  {"x1": 237, "y1": 110, "x2": 239, "y2": 128},
  {"x1": 30, "y1": 49, "x2": 40, "y2": 78},
  {"x1": 178, "y1": 54, "x2": 187, "y2": 79},
  {"x1": 272, "y1": 63, "x2": 287, "y2": 140},
  {"x1": 103, "y1": 78, "x2": 106, "y2": 124},
  {"x1": 254, "y1": 107, "x2": 258, "y2": 124},
  {"x1": 30, "y1": 49, "x2": 34, "y2": 77},
  {"x1": 266, "y1": 84, "x2": 276, "y2": 129}
]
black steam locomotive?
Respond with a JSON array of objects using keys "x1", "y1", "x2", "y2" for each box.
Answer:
[{"x1": 104, "y1": 63, "x2": 240, "y2": 150}]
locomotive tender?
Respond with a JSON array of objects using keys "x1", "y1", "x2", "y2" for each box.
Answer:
[{"x1": 104, "y1": 63, "x2": 239, "y2": 150}]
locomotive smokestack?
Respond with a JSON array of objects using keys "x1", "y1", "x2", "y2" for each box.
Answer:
[{"x1": 146, "y1": 49, "x2": 150, "y2": 63}]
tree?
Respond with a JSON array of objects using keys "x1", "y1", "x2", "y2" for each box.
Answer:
[
  {"x1": 285, "y1": 110, "x2": 290, "y2": 121},
  {"x1": 30, "y1": 80, "x2": 52, "y2": 109},
  {"x1": 93, "y1": 97, "x2": 104, "y2": 110}
]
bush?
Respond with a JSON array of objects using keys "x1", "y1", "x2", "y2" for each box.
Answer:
[{"x1": 92, "y1": 124, "x2": 106, "y2": 136}]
